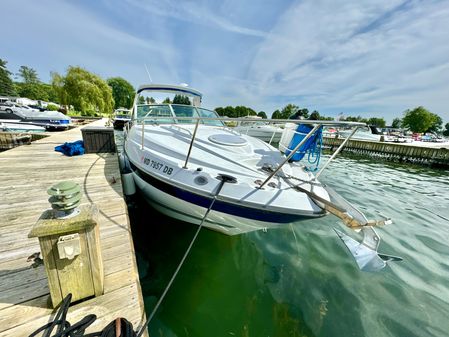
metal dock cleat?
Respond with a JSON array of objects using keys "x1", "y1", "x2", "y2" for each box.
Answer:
[{"x1": 334, "y1": 226, "x2": 403, "y2": 272}]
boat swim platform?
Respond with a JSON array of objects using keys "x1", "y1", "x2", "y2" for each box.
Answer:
[
  {"x1": 0, "y1": 119, "x2": 148, "y2": 336},
  {"x1": 323, "y1": 137, "x2": 449, "y2": 168}
]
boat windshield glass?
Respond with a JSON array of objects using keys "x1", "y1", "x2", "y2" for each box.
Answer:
[
  {"x1": 137, "y1": 104, "x2": 175, "y2": 123},
  {"x1": 136, "y1": 104, "x2": 223, "y2": 126},
  {"x1": 196, "y1": 108, "x2": 223, "y2": 126},
  {"x1": 171, "y1": 104, "x2": 197, "y2": 124},
  {"x1": 114, "y1": 109, "x2": 130, "y2": 118}
]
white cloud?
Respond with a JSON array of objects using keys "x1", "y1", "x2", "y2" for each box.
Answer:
[
  {"x1": 124, "y1": 0, "x2": 269, "y2": 38},
  {"x1": 1, "y1": 0, "x2": 177, "y2": 83},
  {"x1": 246, "y1": 0, "x2": 449, "y2": 121},
  {"x1": 1, "y1": 0, "x2": 448, "y2": 123}
]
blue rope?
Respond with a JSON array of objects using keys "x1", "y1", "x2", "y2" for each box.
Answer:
[{"x1": 305, "y1": 127, "x2": 323, "y2": 172}]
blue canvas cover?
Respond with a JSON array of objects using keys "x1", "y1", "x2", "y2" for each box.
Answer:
[
  {"x1": 55, "y1": 140, "x2": 85, "y2": 156},
  {"x1": 285, "y1": 124, "x2": 322, "y2": 162}
]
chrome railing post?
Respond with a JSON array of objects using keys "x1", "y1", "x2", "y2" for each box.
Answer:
[
  {"x1": 268, "y1": 128, "x2": 276, "y2": 145},
  {"x1": 258, "y1": 124, "x2": 321, "y2": 189},
  {"x1": 314, "y1": 126, "x2": 359, "y2": 179},
  {"x1": 183, "y1": 118, "x2": 200, "y2": 169},
  {"x1": 141, "y1": 118, "x2": 145, "y2": 150}
]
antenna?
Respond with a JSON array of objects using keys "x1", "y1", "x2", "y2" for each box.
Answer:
[{"x1": 144, "y1": 64, "x2": 153, "y2": 83}]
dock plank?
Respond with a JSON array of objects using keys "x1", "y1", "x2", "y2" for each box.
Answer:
[{"x1": 0, "y1": 120, "x2": 147, "y2": 337}]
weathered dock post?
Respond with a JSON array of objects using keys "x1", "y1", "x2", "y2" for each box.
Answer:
[{"x1": 28, "y1": 181, "x2": 104, "y2": 308}]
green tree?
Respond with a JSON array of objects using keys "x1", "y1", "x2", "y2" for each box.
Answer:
[
  {"x1": 309, "y1": 110, "x2": 320, "y2": 120},
  {"x1": 215, "y1": 107, "x2": 225, "y2": 116},
  {"x1": 222, "y1": 106, "x2": 235, "y2": 117},
  {"x1": 280, "y1": 104, "x2": 299, "y2": 119},
  {"x1": 42, "y1": 83, "x2": 59, "y2": 102},
  {"x1": 235, "y1": 106, "x2": 245, "y2": 117},
  {"x1": 427, "y1": 114, "x2": 442, "y2": 133},
  {"x1": 146, "y1": 97, "x2": 155, "y2": 104},
  {"x1": 443, "y1": 123, "x2": 449, "y2": 137},
  {"x1": 257, "y1": 111, "x2": 267, "y2": 119},
  {"x1": 235, "y1": 105, "x2": 256, "y2": 117},
  {"x1": 172, "y1": 94, "x2": 191, "y2": 105},
  {"x1": 296, "y1": 108, "x2": 309, "y2": 119},
  {"x1": 367, "y1": 117, "x2": 386, "y2": 128},
  {"x1": 271, "y1": 109, "x2": 281, "y2": 119},
  {"x1": 16, "y1": 82, "x2": 49, "y2": 101},
  {"x1": 52, "y1": 66, "x2": 114, "y2": 115},
  {"x1": 0, "y1": 59, "x2": 16, "y2": 96},
  {"x1": 391, "y1": 118, "x2": 402, "y2": 128},
  {"x1": 138, "y1": 96, "x2": 145, "y2": 104},
  {"x1": 15, "y1": 66, "x2": 58, "y2": 102},
  {"x1": 162, "y1": 97, "x2": 171, "y2": 104},
  {"x1": 107, "y1": 77, "x2": 134, "y2": 109},
  {"x1": 17, "y1": 66, "x2": 39, "y2": 84},
  {"x1": 402, "y1": 106, "x2": 439, "y2": 133},
  {"x1": 344, "y1": 115, "x2": 368, "y2": 123}
]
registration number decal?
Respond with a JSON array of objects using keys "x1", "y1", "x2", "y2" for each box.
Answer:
[{"x1": 141, "y1": 156, "x2": 173, "y2": 175}]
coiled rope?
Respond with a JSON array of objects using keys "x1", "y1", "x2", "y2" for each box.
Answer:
[
  {"x1": 28, "y1": 294, "x2": 137, "y2": 337},
  {"x1": 305, "y1": 126, "x2": 323, "y2": 172}
]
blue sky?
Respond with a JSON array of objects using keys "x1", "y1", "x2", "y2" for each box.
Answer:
[{"x1": 1, "y1": 0, "x2": 449, "y2": 123}]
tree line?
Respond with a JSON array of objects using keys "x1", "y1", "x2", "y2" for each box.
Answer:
[
  {"x1": 0, "y1": 58, "x2": 132, "y2": 116},
  {"x1": 1, "y1": 58, "x2": 448, "y2": 135},
  {"x1": 214, "y1": 105, "x2": 448, "y2": 135}
]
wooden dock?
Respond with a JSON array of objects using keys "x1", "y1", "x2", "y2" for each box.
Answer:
[
  {"x1": 323, "y1": 137, "x2": 449, "y2": 167},
  {"x1": 0, "y1": 120, "x2": 147, "y2": 336}
]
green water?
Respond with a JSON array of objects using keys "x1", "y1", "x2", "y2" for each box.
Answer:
[{"x1": 127, "y1": 150, "x2": 449, "y2": 336}]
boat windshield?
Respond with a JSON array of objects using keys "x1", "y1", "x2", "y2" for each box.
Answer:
[
  {"x1": 137, "y1": 105, "x2": 175, "y2": 123},
  {"x1": 136, "y1": 104, "x2": 223, "y2": 126}
]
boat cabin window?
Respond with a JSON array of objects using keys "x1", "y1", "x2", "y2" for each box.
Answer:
[
  {"x1": 171, "y1": 104, "x2": 197, "y2": 124},
  {"x1": 197, "y1": 108, "x2": 223, "y2": 126},
  {"x1": 136, "y1": 104, "x2": 223, "y2": 126},
  {"x1": 137, "y1": 104, "x2": 175, "y2": 124}
]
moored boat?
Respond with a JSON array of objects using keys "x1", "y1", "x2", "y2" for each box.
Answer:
[
  {"x1": 123, "y1": 84, "x2": 380, "y2": 236},
  {"x1": 112, "y1": 108, "x2": 131, "y2": 129},
  {"x1": 234, "y1": 119, "x2": 283, "y2": 143},
  {"x1": 0, "y1": 120, "x2": 46, "y2": 133},
  {"x1": 0, "y1": 103, "x2": 71, "y2": 130}
]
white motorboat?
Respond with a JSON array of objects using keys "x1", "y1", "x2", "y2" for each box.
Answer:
[
  {"x1": 112, "y1": 108, "x2": 131, "y2": 129},
  {"x1": 234, "y1": 119, "x2": 283, "y2": 143},
  {"x1": 0, "y1": 102, "x2": 71, "y2": 130},
  {"x1": 0, "y1": 120, "x2": 46, "y2": 133},
  {"x1": 335, "y1": 125, "x2": 382, "y2": 142},
  {"x1": 123, "y1": 84, "x2": 389, "y2": 238}
]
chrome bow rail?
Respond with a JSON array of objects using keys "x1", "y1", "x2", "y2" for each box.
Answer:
[{"x1": 126, "y1": 115, "x2": 364, "y2": 176}]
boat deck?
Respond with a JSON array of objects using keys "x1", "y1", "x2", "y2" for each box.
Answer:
[{"x1": 0, "y1": 119, "x2": 147, "y2": 336}]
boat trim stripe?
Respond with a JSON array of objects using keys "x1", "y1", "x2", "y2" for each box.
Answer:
[{"x1": 128, "y1": 160, "x2": 309, "y2": 223}]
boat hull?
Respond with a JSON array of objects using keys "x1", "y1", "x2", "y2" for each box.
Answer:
[{"x1": 130, "y1": 164, "x2": 323, "y2": 235}]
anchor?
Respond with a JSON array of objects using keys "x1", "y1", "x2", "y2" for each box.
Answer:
[
  {"x1": 293, "y1": 184, "x2": 403, "y2": 271},
  {"x1": 334, "y1": 227, "x2": 403, "y2": 272}
]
